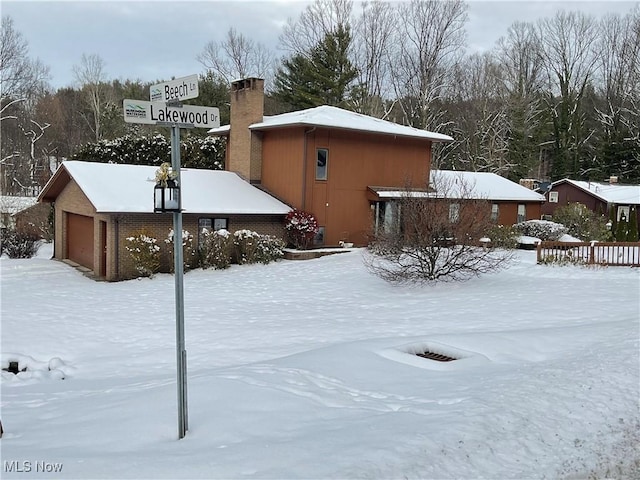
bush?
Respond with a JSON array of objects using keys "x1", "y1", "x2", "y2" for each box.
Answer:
[
  {"x1": 165, "y1": 228, "x2": 198, "y2": 271},
  {"x1": 365, "y1": 175, "x2": 513, "y2": 284},
  {"x1": 124, "y1": 230, "x2": 160, "y2": 277},
  {"x1": 552, "y1": 203, "x2": 611, "y2": 241},
  {"x1": 199, "y1": 228, "x2": 233, "y2": 270},
  {"x1": 1, "y1": 230, "x2": 42, "y2": 258},
  {"x1": 512, "y1": 220, "x2": 567, "y2": 241},
  {"x1": 233, "y1": 230, "x2": 285, "y2": 265},
  {"x1": 284, "y1": 209, "x2": 319, "y2": 249},
  {"x1": 483, "y1": 224, "x2": 518, "y2": 249},
  {"x1": 255, "y1": 234, "x2": 285, "y2": 264}
]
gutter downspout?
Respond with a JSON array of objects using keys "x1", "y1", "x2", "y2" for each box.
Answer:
[
  {"x1": 303, "y1": 127, "x2": 316, "y2": 210},
  {"x1": 114, "y1": 216, "x2": 120, "y2": 280}
]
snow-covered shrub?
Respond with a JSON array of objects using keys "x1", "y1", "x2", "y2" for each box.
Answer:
[
  {"x1": 552, "y1": 203, "x2": 611, "y2": 241},
  {"x1": 125, "y1": 230, "x2": 160, "y2": 277},
  {"x1": 512, "y1": 220, "x2": 567, "y2": 241},
  {"x1": 483, "y1": 224, "x2": 518, "y2": 249},
  {"x1": 233, "y1": 230, "x2": 285, "y2": 265},
  {"x1": 539, "y1": 251, "x2": 587, "y2": 266},
  {"x1": 199, "y1": 228, "x2": 233, "y2": 270},
  {"x1": 256, "y1": 235, "x2": 286, "y2": 264},
  {"x1": 284, "y1": 209, "x2": 319, "y2": 250},
  {"x1": 1, "y1": 229, "x2": 42, "y2": 258},
  {"x1": 233, "y1": 229, "x2": 260, "y2": 265},
  {"x1": 165, "y1": 228, "x2": 198, "y2": 271}
]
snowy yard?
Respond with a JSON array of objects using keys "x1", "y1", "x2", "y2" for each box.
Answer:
[{"x1": 1, "y1": 244, "x2": 639, "y2": 479}]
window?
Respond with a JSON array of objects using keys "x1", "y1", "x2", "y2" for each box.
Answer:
[
  {"x1": 617, "y1": 206, "x2": 630, "y2": 222},
  {"x1": 449, "y1": 203, "x2": 460, "y2": 223},
  {"x1": 374, "y1": 201, "x2": 401, "y2": 234},
  {"x1": 517, "y1": 204, "x2": 526, "y2": 223},
  {"x1": 549, "y1": 191, "x2": 559, "y2": 203},
  {"x1": 491, "y1": 203, "x2": 499, "y2": 221},
  {"x1": 198, "y1": 217, "x2": 229, "y2": 246},
  {"x1": 316, "y1": 148, "x2": 328, "y2": 180}
]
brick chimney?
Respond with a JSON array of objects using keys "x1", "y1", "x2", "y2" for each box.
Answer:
[{"x1": 228, "y1": 78, "x2": 264, "y2": 183}]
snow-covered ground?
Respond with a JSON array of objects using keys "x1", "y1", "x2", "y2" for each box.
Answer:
[{"x1": 1, "y1": 244, "x2": 639, "y2": 479}]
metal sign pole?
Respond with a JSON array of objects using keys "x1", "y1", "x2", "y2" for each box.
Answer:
[{"x1": 171, "y1": 124, "x2": 188, "y2": 439}]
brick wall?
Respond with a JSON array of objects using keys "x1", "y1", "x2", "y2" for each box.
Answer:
[
  {"x1": 115, "y1": 213, "x2": 285, "y2": 280},
  {"x1": 228, "y1": 78, "x2": 264, "y2": 183},
  {"x1": 15, "y1": 203, "x2": 53, "y2": 239},
  {"x1": 51, "y1": 177, "x2": 286, "y2": 281}
]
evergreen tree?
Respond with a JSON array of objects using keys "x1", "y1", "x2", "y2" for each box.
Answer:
[
  {"x1": 608, "y1": 204, "x2": 617, "y2": 238},
  {"x1": 273, "y1": 24, "x2": 358, "y2": 111},
  {"x1": 615, "y1": 209, "x2": 628, "y2": 242}
]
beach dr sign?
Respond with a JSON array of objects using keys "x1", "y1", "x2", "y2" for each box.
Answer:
[{"x1": 123, "y1": 100, "x2": 220, "y2": 129}]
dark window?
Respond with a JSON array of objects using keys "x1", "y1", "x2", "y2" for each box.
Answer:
[
  {"x1": 316, "y1": 148, "x2": 328, "y2": 180},
  {"x1": 198, "y1": 217, "x2": 229, "y2": 247}
]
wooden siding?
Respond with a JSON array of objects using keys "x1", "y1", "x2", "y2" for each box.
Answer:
[
  {"x1": 496, "y1": 202, "x2": 542, "y2": 225},
  {"x1": 260, "y1": 128, "x2": 305, "y2": 207},
  {"x1": 261, "y1": 127, "x2": 432, "y2": 245},
  {"x1": 541, "y1": 183, "x2": 607, "y2": 217}
]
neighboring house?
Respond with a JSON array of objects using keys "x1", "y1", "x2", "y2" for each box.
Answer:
[
  {"x1": 209, "y1": 77, "x2": 453, "y2": 246},
  {"x1": 539, "y1": 178, "x2": 640, "y2": 225},
  {"x1": 1, "y1": 196, "x2": 36, "y2": 230},
  {"x1": 368, "y1": 170, "x2": 545, "y2": 232},
  {"x1": 14, "y1": 202, "x2": 52, "y2": 238},
  {"x1": 431, "y1": 170, "x2": 546, "y2": 225},
  {"x1": 37, "y1": 161, "x2": 291, "y2": 281}
]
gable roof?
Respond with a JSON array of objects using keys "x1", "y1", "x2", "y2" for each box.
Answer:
[
  {"x1": 549, "y1": 179, "x2": 640, "y2": 205},
  {"x1": 38, "y1": 161, "x2": 291, "y2": 215},
  {"x1": 369, "y1": 170, "x2": 546, "y2": 202},
  {"x1": 209, "y1": 105, "x2": 453, "y2": 142}
]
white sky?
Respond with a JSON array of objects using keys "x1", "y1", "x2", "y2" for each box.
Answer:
[{"x1": 3, "y1": 0, "x2": 637, "y2": 90}]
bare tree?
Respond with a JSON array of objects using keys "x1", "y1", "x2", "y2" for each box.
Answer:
[
  {"x1": 73, "y1": 53, "x2": 110, "y2": 142},
  {"x1": 350, "y1": 1, "x2": 396, "y2": 117},
  {"x1": 0, "y1": 16, "x2": 50, "y2": 101},
  {"x1": 197, "y1": 28, "x2": 275, "y2": 84},
  {"x1": 493, "y1": 21, "x2": 546, "y2": 180},
  {"x1": 443, "y1": 53, "x2": 510, "y2": 174},
  {"x1": 279, "y1": 0, "x2": 353, "y2": 55},
  {"x1": 592, "y1": 8, "x2": 640, "y2": 179},
  {"x1": 364, "y1": 172, "x2": 514, "y2": 284},
  {"x1": 1, "y1": 16, "x2": 51, "y2": 195},
  {"x1": 536, "y1": 11, "x2": 599, "y2": 179},
  {"x1": 390, "y1": 0, "x2": 468, "y2": 131}
]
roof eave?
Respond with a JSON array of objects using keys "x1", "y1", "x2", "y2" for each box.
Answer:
[{"x1": 249, "y1": 122, "x2": 453, "y2": 142}]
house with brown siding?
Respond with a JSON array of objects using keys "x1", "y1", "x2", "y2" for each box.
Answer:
[
  {"x1": 431, "y1": 170, "x2": 545, "y2": 225},
  {"x1": 209, "y1": 77, "x2": 453, "y2": 246},
  {"x1": 540, "y1": 178, "x2": 640, "y2": 225},
  {"x1": 37, "y1": 161, "x2": 290, "y2": 280}
]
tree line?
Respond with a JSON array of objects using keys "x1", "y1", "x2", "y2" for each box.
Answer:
[{"x1": 1, "y1": 0, "x2": 639, "y2": 196}]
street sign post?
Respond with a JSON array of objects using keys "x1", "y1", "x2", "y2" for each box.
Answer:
[
  {"x1": 150, "y1": 74, "x2": 199, "y2": 103},
  {"x1": 123, "y1": 73, "x2": 217, "y2": 441},
  {"x1": 123, "y1": 99, "x2": 220, "y2": 129}
]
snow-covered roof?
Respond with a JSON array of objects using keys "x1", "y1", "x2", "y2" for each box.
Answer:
[
  {"x1": 209, "y1": 105, "x2": 453, "y2": 142},
  {"x1": 0, "y1": 196, "x2": 38, "y2": 215},
  {"x1": 552, "y1": 179, "x2": 640, "y2": 205},
  {"x1": 38, "y1": 161, "x2": 291, "y2": 215},
  {"x1": 372, "y1": 170, "x2": 545, "y2": 202}
]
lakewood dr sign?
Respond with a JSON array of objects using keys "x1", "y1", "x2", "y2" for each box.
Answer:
[{"x1": 123, "y1": 99, "x2": 220, "y2": 129}]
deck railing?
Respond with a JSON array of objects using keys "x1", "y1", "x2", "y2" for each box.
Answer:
[{"x1": 537, "y1": 241, "x2": 640, "y2": 267}]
